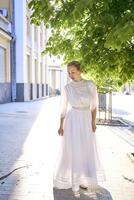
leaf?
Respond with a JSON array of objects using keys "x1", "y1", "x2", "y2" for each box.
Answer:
[{"x1": 29, "y1": 0, "x2": 134, "y2": 91}]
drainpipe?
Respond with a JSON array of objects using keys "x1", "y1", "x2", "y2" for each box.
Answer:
[{"x1": 10, "y1": 0, "x2": 16, "y2": 101}]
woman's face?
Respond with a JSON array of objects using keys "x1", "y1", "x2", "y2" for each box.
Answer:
[{"x1": 67, "y1": 65, "x2": 81, "y2": 81}]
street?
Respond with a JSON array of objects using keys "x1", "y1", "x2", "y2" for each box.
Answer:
[{"x1": 0, "y1": 95, "x2": 134, "y2": 200}]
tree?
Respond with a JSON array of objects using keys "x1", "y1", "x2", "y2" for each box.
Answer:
[{"x1": 29, "y1": 0, "x2": 134, "y2": 92}]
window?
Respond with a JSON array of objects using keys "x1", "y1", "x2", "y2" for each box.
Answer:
[
  {"x1": 27, "y1": 54, "x2": 31, "y2": 83},
  {"x1": 0, "y1": 46, "x2": 6, "y2": 82},
  {"x1": 40, "y1": 62, "x2": 43, "y2": 83},
  {"x1": 34, "y1": 26, "x2": 37, "y2": 42},
  {"x1": 40, "y1": 30, "x2": 43, "y2": 48},
  {"x1": 26, "y1": 16, "x2": 31, "y2": 37},
  {"x1": 52, "y1": 70, "x2": 56, "y2": 88},
  {"x1": 35, "y1": 59, "x2": 38, "y2": 83}
]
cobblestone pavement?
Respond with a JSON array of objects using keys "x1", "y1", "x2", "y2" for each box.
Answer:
[{"x1": 0, "y1": 97, "x2": 134, "y2": 200}]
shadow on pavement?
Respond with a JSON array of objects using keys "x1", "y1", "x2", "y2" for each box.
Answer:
[{"x1": 53, "y1": 185, "x2": 113, "y2": 200}]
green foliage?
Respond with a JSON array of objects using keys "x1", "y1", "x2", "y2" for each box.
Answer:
[{"x1": 29, "y1": 0, "x2": 134, "y2": 91}]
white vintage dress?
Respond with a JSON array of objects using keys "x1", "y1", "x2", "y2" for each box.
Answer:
[{"x1": 53, "y1": 79, "x2": 105, "y2": 191}]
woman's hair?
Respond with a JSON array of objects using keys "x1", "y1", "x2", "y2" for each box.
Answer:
[{"x1": 67, "y1": 61, "x2": 81, "y2": 71}]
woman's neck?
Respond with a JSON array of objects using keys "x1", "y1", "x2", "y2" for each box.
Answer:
[{"x1": 74, "y1": 77, "x2": 83, "y2": 82}]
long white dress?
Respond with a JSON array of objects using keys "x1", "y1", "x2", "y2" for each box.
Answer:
[{"x1": 53, "y1": 79, "x2": 105, "y2": 191}]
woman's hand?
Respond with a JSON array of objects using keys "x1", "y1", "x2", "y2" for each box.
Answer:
[
  {"x1": 58, "y1": 117, "x2": 64, "y2": 136},
  {"x1": 58, "y1": 127, "x2": 64, "y2": 136},
  {"x1": 91, "y1": 108, "x2": 97, "y2": 133},
  {"x1": 92, "y1": 122, "x2": 97, "y2": 133}
]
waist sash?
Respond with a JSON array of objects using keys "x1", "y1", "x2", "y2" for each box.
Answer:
[{"x1": 72, "y1": 106, "x2": 90, "y2": 110}]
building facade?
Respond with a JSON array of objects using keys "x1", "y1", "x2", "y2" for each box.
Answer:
[
  {"x1": 0, "y1": 0, "x2": 65, "y2": 103},
  {"x1": 48, "y1": 56, "x2": 67, "y2": 96},
  {"x1": 0, "y1": 0, "x2": 12, "y2": 103},
  {"x1": 14, "y1": 0, "x2": 49, "y2": 101}
]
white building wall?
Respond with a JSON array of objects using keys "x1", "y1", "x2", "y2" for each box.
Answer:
[
  {"x1": 44, "y1": 28, "x2": 49, "y2": 95},
  {"x1": 37, "y1": 26, "x2": 41, "y2": 84},
  {"x1": 30, "y1": 24, "x2": 35, "y2": 83},
  {"x1": 41, "y1": 23, "x2": 46, "y2": 84},
  {"x1": 14, "y1": 0, "x2": 66, "y2": 101},
  {"x1": 15, "y1": 0, "x2": 27, "y2": 83}
]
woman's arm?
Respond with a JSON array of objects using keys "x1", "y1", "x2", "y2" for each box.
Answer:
[
  {"x1": 92, "y1": 108, "x2": 97, "y2": 132},
  {"x1": 90, "y1": 81, "x2": 98, "y2": 133},
  {"x1": 58, "y1": 117, "x2": 65, "y2": 136},
  {"x1": 58, "y1": 87, "x2": 68, "y2": 136}
]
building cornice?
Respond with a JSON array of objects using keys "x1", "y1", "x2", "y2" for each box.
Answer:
[
  {"x1": 0, "y1": 27, "x2": 12, "y2": 40},
  {"x1": 48, "y1": 66, "x2": 62, "y2": 71},
  {"x1": 0, "y1": 13, "x2": 10, "y2": 24}
]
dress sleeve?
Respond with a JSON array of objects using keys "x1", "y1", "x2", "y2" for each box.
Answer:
[
  {"x1": 90, "y1": 82, "x2": 98, "y2": 111},
  {"x1": 60, "y1": 87, "x2": 68, "y2": 118}
]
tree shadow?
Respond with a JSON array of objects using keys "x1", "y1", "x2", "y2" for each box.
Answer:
[{"x1": 53, "y1": 185, "x2": 113, "y2": 200}]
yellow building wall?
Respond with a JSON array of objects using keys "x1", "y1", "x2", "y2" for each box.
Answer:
[
  {"x1": 0, "y1": 0, "x2": 10, "y2": 20},
  {"x1": 0, "y1": 31, "x2": 11, "y2": 82}
]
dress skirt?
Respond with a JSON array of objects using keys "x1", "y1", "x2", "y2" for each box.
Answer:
[{"x1": 53, "y1": 107, "x2": 105, "y2": 191}]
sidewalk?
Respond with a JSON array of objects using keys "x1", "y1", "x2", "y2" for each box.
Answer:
[
  {"x1": 112, "y1": 94, "x2": 134, "y2": 127},
  {"x1": 0, "y1": 97, "x2": 134, "y2": 200}
]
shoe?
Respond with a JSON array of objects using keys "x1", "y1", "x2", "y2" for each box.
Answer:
[
  {"x1": 73, "y1": 190, "x2": 80, "y2": 198},
  {"x1": 80, "y1": 185, "x2": 88, "y2": 190}
]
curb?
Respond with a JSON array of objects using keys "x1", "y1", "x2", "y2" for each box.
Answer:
[{"x1": 116, "y1": 117, "x2": 134, "y2": 128}]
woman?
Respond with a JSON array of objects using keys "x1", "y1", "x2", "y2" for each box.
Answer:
[{"x1": 53, "y1": 61, "x2": 105, "y2": 197}]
